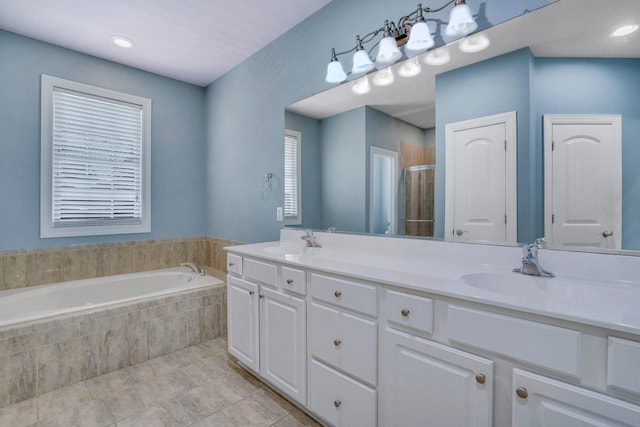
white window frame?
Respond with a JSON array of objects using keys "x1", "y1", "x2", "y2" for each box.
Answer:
[
  {"x1": 284, "y1": 129, "x2": 302, "y2": 226},
  {"x1": 40, "y1": 75, "x2": 151, "y2": 238}
]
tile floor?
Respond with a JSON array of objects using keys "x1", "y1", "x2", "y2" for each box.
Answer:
[{"x1": 0, "y1": 336, "x2": 322, "y2": 427}]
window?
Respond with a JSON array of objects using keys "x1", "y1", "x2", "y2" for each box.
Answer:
[
  {"x1": 40, "y1": 75, "x2": 151, "y2": 237},
  {"x1": 284, "y1": 129, "x2": 302, "y2": 225}
]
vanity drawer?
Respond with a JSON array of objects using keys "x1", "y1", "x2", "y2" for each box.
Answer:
[
  {"x1": 281, "y1": 266, "x2": 306, "y2": 295},
  {"x1": 384, "y1": 289, "x2": 433, "y2": 334},
  {"x1": 310, "y1": 273, "x2": 377, "y2": 317},
  {"x1": 309, "y1": 359, "x2": 376, "y2": 427},
  {"x1": 243, "y1": 258, "x2": 277, "y2": 287},
  {"x1": 607, "y1": 337, "x2": 640, "y2": 396},
  {"x1": 448, "y1": 305, "x2": 581, "y2": 378},
  {"x1": 310, "y1": 302, "x2": 377, "y2": 386},
  {"x1": 226, "y1": 253, "x2": 242, "y2": 275}
]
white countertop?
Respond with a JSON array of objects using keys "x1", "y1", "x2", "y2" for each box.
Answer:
[{"x1": 226, "y1": 230, "x2": 640, "y2": 336}]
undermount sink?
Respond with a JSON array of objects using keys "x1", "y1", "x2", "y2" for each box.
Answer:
[
  {"x1": 263, "y1": 244, "x2": 307, "y2": 256},
  {"x1": 461, "y1": 272, "x2": 553, "y2": 298},
  {"x1": 460, "y1": 272, "x2": 640, "y2": 309}
]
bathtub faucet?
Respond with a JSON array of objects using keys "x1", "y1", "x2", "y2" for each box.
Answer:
[{"x1": 181, "y1": 262, "x2": 205, "y2": 276}]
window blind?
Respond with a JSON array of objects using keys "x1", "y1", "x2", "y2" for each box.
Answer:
[
  {"x1": 52, "y1": 88, "x2": 144, "y2": 227},
  {"x1": 284, "y1": 131, "x2": 300, "y2": 220}
]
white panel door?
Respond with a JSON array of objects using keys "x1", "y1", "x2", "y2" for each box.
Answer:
[
  {"x1": 445, "y1": 112, "x2": 517, "y2": 244},
  {"x1": 544, "y1": 115, "x2": 622, "y2": 249},
  {"x1": 259, "y1": 286, "x2": 306, "y2": 405},
  {"x1": 227, "y1": 276, "x2": 259, "y2": 372},
  {"x1": 380, "y1": 328, "x2": 493, "y2": 427},
  {"x1": 512, "y1": 369, "x2": 640, "y2": 426}
]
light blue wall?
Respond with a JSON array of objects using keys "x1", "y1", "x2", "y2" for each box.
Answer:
[
  {"x1": 320, "y1": 107, "x2": 367, "y2": 232},
  {"x1": 284, "y1": 111, "x2": 322, "y2": 229},
  {"x1": 534, "y1": 58, "x2": 640, "y2": 251},
  {"x1": 0, "y1": 30, "x2": 207, "y2": 251},
  {"x1": 205, "y1": 0, "x2": 548, "y2": 243},
  {"x1": 435, "y1": 48, "x2": 537, "y2": 242}
]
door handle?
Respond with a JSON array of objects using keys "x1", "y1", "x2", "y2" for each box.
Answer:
[
  {"x1": 602, "y1": 231, "x2": 613, "y2": 238},
  {"x1": 456, "y1": 229, "x2": 468, "y2": 236}
]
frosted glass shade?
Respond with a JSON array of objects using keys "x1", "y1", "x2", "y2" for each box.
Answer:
[
  {"x1": 406, "y1": 21, "x2": 434, "y2": 53},
  {"x1": 375, "y1": 36, "x2": 402, "y2": 69},
  {"x1": 445, "y1": 2, "x2": 478, "y2": 37},
  {"x1": 325, "y1": 60, "x2": 347, "y2": 83},
  {"x1": 351, "y1": 75, "x2": 371, "y2": 94},
  {"x1": 351, "y1": 50, "x2": 375, "y2": 74}
]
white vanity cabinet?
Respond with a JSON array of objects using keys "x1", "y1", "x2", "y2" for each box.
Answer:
[
  {"x1": 226, "y1": 255, "x2": 307, "y2": 405},
  {"x1": 308, "y1": 273, "x2": 378, "y2": 426},
  {"x1": 380, "y1": 289, "x2": 493, "y2": 427},
  {"x1": 512, "y1": 369, "x2": 640, "y2": 426}
]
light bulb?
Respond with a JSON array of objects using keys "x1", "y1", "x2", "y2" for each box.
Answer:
[
  {"x1": 351, "y1": 75, "x2": 372, "y2": 95},
  {"x1": 372, "y1": 67, "x2": 395, "y2": 86},
  {"x1": 458, "y1": 34, "x2": 490, "y2": 53},
  {"x1": 398, "y1": 57, "x2": 422, "y2": 78},
  {"x1": 424, "y1": 47, "x2": 450, "y2": 66}
]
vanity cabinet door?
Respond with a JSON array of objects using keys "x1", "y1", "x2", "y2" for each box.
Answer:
[
  {"x1": 227, "y1": 276, "x2": 259, "y2": 372},
  {"x1": 512, "y1": 369, "x2": 640, "y2": 427},
  {"x1": 259, "y1": 286, "x2": 306, "y2": 405},
  {"x1": 380, "y1": 328, "x2": 493, "y2": 427}
]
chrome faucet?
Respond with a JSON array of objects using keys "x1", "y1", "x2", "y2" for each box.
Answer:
[
  {"x1": 301, "y1": 229, "x2": 321, "y2": 247},
  {"x1": 181, "y1": 262, "x2": 205, "y2": 276},
  {"x1": 513, "y1": 238, "x2": 554, "y2": 277}
]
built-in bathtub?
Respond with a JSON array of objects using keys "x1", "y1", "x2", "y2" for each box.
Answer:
[{"x1": 0, "y1": 267, "x2": 226, "y2": 408}]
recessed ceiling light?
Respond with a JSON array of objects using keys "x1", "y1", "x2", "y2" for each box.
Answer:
[
  {"x1": 110, "y1": 36, "x2": 135, "y2": 48},
  {"x1": 611, "y1": 24, "x2": 639, "y2": 37}
]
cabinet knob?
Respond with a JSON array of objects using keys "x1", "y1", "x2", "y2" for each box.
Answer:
[
  {"x1": 334, "y1": 400, "x2": 342, "y2": 408},
  {"x1": 259, "y1": 294, "x2": 264, "y2": 299},
  {"x1": 334, "y1": 290, "x2": 342, "y2": 298},
  {"x1": 249, "y1": 291, "x2": 255, "y2": 296},
  {"x1": 333, "y1": 339, "x2": 342, "y2": 348},
  {"x1": 228, "y1": 262, "x2": 234, "y2": 267},
  {"x1": 475, "y1": 374, "x2": 486, "y2": 384},
  {"x1": 401, "y1": 308, "x2": 410, "y2": 317},
  {"x1": 602, "y1": 230, "x2": 613, "y2": 237},
  {"x1": 286, "y1": 279, "x2": 293, "y2": 285},
  {"x1": 515, "y1": 387, "x2": 528, "y2": 399}
]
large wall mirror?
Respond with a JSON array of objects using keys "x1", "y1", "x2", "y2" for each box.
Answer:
[{"x1": 284, "y1": 0, "x2": 640, "y2": 255}]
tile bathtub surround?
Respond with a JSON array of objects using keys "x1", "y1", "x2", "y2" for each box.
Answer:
[
  {"x1": 0, "y1": 236, "x2": 244, "y2": 292},
  {"x1": 0, "y1": 283, "x2": 226, "y2": 409},
  {"x1": 0, "y1": 337, "x2": 322, "y2": 427}
]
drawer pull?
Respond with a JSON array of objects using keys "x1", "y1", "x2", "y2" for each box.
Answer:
[
  {"x1": 333, "y1": 339, "x2": 342, "y2": 348},
  {"x1": 334, "y1": 290, "x2": 342, "y2": 298},
  {"x1": 334, "y1": 400, "x2": 342, "y2": 408},
  {"x1": 475, "y1": 374, "x2": 486, "y2": 384},
  {"x1": 401, "y1": 308, "x2": 410, "y2": 317},
  {"x1": 286, "y1": 279, "x2": 293, "y2": 285},
  {"x1": 516, "y1": 387, "x2": 528, "y2": 399}
]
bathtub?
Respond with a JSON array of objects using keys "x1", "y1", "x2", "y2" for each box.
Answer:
[
  {"x1": 0, "y1": 267, "x2": 222, "y2": 328},
  {"x1": 0, "y1": 267, "x2": 226, "y2": 408}
]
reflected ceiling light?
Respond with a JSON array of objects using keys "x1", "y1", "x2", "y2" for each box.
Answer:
[
  {"x1": 424, "y1": 46, "x2": 451, "y2": 65},
  {"x1": 445, "y1": 0, "x2": 478, "y2": 37},
  {"x1": 611, "y1": 24, "x2": 639, "y2": 37},
  {"x1": 110, "y1": 35, "x2": 135, "y2": 48},
  {"x1": 351, "y1": 75, "x2": 372, "y2": 95},
  {"x1": 324, "y1": 1, "x2": 478, "y2": 84},
  {"x1": 372, "y1": 67, "x2": 395, "y2": 86},
  {"x1": 398, "y1": 57, "x2": 422, "y2": 78},
  {"x1": 458, "y1": 34, "x2": 490, "y2": 53}
]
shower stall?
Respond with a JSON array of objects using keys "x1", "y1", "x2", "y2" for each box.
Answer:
[{"x1": 399, "y1": 164, "x2": 435, "y2": 237}]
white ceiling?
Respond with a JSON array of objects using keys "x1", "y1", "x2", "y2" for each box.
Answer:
[
  {"x1": 0, "y1": 0, "x2": 333, "y2": 86},
  {"x1": 288, "y1": 0, "x2": 640, "y2": 129}
]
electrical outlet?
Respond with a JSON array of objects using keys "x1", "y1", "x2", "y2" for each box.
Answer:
[{"x1": 276, "y1": 207, "x2": 283, "y2": 221}]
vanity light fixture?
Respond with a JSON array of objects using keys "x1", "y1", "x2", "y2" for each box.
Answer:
[
  {"x1": 110, "y1": 35, "x2": 135, "y2": 48},
  {"x1": 611, "y1": 24, "x2": 639, "y2": 37},
  {"x1": 324, "y1": 0, "x2": 479, "y2": 84}
]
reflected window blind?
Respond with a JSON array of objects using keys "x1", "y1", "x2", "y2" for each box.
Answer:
[
  {"x1": 284, "y1": 131, "x2": 299, "y2": 219},
  {"x1": 52, "y1": 88, "x2": 143, "y2": 227}
]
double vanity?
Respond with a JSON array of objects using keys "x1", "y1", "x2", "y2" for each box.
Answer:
[{"x1": 225, "y1": 229, "x2": 640, "y2": 426}]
